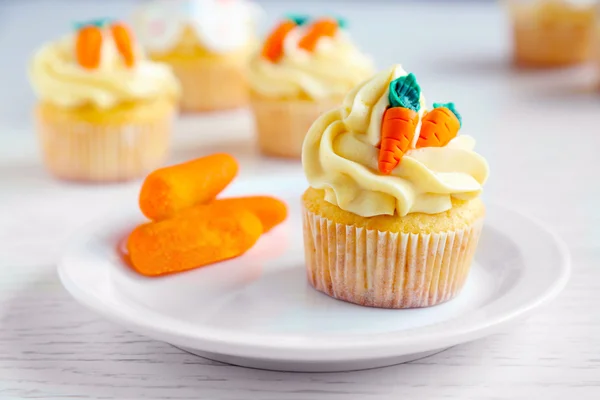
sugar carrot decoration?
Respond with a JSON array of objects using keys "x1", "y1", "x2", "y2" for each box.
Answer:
[
  {"x1": 139, "y1": 154, "x2": 239, "y2": 221},
  {"x1": 378, "y1": 73, "x2": 421, "y2": 175},
  {"x1": 110, "y1": 22, "x2": 135, "y2": 67},
  {"x1": 416, "y1": 103, "x2": 462, "y2": 148},
  {"x1": 298, "y1": 18, "x2": 339, "y2": 52},
  {"x1": 127, "y1": 208, "x2": 263, "y2": 277},
  {"x1": 76, "y1": 25, "x2": 103, "y2": 70},
  {"x1": 178, "y1": 196, "x2": 288, "y2": 232},
  {"x1": 262, "y1": 19, "x2": 297, "y2": 62}
]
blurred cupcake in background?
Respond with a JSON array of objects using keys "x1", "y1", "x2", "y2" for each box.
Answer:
[
  {"x1": 134, "y1": 0, "x2": 260, "y2": 112},
  {"x1": 29, "y1": 19, "x2": 179, "y2": 182},
  {"x1": 509, "y1": 0, "x2": 597, "y2": 68},
  {"x1": 249, "y1": 15, "x2": 374, "y2": 159}
]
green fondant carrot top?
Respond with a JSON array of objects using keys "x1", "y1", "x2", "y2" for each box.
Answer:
[{"x1": 388, "y1": 73, "x2": 421, "y2": 112}]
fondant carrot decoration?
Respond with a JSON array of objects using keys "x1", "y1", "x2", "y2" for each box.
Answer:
[
  {"x1": 298, "y1": 18, "x2": 338, "y2": 52},
  {"x1": 416, "y1": 103, "x2": 462, "y2": 148},
  {"x1": 262, "y1": 19, "x2": 297, "y2": 62},
  {"x1": 127, "y1": 208, "x2": 263, "y2": 277},
  {"x1": 76, "y1": 25, "x2": 103, "y2": 70},
  {"x1": 139, "y1": 153, "x2": 239, "y2": 221},
  {"x1": 110, "y1": 22, "x2": 135, "y2": 67},
  {"x1": 378, "y1": 73, "x2": 421, "y2": 175},
  {"x1": 179, "y1": 196, "x2": 288, "y2": 233}
]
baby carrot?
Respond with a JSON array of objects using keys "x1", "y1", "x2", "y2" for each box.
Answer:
[
  {"x1": 262, "y1": 20, "x2": 297, "y2": 62},
  {"x1": 110, "y1": 22, "x2": 135, "y2": 67},
  {"x1": 76, "y1": 25, "x2": 103, "y2": 70},
  {"x1": 179, "y1": 196, "x2": 288, "y2": 233},
  {"x1": 298, "y1": 18, "x2": 338, "y2": 52},
  {"x1": 416, "y1": 103, "x2": 462, "y2": 148},
  {"x1": 139, "y1": 154, "x2": 239, "y2": 221},
  {"x1": 378, "y1": 73, "x2": 421, "y2": 175},
  {"x1": 127, "y1": 208, "x2": 263, "y2": 277}
]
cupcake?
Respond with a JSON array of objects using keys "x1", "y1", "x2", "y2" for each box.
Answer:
[
  {"x1": 248, "y1": 16, "x2": 374, "y2": 159},
  {"x1": 29, "y1": 19, "x2": 179, "y2": 182},
  {"x1": 509, "y1": 0, "x2": 597, "y2": 68},
  {"x1": 134, "y1": 0, "x2": 259, "y2": 112},
  {"x1": 301, "y1": 65, "x2": 490, "y2": 309}
]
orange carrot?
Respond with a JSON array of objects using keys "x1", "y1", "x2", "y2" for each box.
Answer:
[
  {"x1": 110, "y1": 22, "x2": 135, "y2": 68},
  {"x1": 379, "y1": 108, "x2": 419, "y2": 175},
  {"x1": 262, "y1": 20, "x2": 297, "y2": 62},
  {"x1": 416, "y1": 103, "x2": 462, "y2": 148},
  {"x1": 139, "y1": 154, "x2": 239, "y2": 221},
  {"x1": 179, "y1": 196, "x2": 288, "y2": 232},
  {"x1": 76, "y1": 25, "x2": 103, "y2": 70},
  {"x1": 127, "y1": 208, "x2": 263, "y2": 277},
  {"x1": 298, "y1": 18, "x2": 338, "y2": 52},
  {"x1": 378, "y1": 73, "x2": 421, "y2": 175}
]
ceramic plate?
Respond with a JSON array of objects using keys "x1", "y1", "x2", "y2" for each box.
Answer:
[{"x1": 58, "y1": 173, "x2": 570, "y2": 372}]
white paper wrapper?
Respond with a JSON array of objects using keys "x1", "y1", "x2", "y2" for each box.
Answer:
[
  {"x1": 37, "y1": 113, "x2": 172, "y2": 182},
  {"x1": 169, "y1": 58, "x2": 249, "y2": 112},
  {"x1": 302, "y1": 207, "x2": 484, "y2": 309},
  {"x1": 509, "y1": 0, "x2": 595, "y2": 67},
  {"x1": 250, "y1": 96, "x2": 340, "y2": 159}
]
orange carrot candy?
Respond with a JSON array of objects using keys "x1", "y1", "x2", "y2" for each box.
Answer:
[
  {"x1": 75, "y1": 24, "x2": 103, "y2": 70},
  {"x1": 127, "y1": 208, "x2": 263, "y2": 277},
  {"x1": 416, "y1": 103, "x2": 462, "y2": 148},
  {"x1": 261, "y1": 19, "x2": 298, "y2": 62},
  {"x1": 298, "y1": 17, "x2": 339, "y2": 52},
  {"x1": 139, "y1": 154, "x2": 239, "y2": 221},
  {"x1": 110, "y1": 22, "x2": 136, "y2": 68},
  {"x1": 378, "y1": 73, "x2": 421, "y2": 175},
  {"x1": 179, "y1": 196, "x2": 288, "y2": 233}
]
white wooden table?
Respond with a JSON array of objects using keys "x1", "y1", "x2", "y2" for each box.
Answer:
[{"x1": 1, "y1": 1, "x2": 599, "y2": 398}]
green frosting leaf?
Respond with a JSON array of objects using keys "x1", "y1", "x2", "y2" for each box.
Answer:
[
  {"x1": 336, "y1": 17, "x2": 347, "y2": 29},
  {"x1": 74, "y1": 18, "x2": 112, "y2": 31},
  {"x1": 388, "y1": 73, "x2": 421, "y2": 112},
  {"x1": 286, "y1": 14, "x2": 310, "y2": 26},
  {"x1": 434, "y1": 102, "x2": 462, "y2": 126}
]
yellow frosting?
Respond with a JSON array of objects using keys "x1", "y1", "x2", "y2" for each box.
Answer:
[
  {"x1": 248, "y1": 27, "x2": 373, "y2": 100},
  {"x1": 30, "y1": 34, "x2": 180, "y2": 109},
  {"x1": 302, "y1": 65, "x2": 489, "y2": 217}
]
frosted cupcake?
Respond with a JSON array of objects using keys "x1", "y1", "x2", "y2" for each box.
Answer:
[
  {"x1": 302, "y1": 65, "x2": 489, "y2": 309},
  {"x1": 134, "y1": 0, "x2": 259, "y2": 111},
  {"x1": 509, "y1": 0, "x2": 597, "y2": 67},
  {"x1": 30, "y1": 19, "x2": 179, "y2": 182},
  {"x1": 249, "y1": 16, "x2": 373, "y2": 158}
]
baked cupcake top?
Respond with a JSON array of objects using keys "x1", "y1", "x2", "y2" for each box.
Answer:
[
  {"x1": 133, "y1": 0, "x2": 259, "y2": 57},
  {"x1": 303, "y1": 65, "x2": 489, "y2": 217},
  {"x1": 30, "y1": 19, "x2": 180, "y2": 109},
  {"x1": 248, "y1": 16, "x2": 374, "y2": 100}
]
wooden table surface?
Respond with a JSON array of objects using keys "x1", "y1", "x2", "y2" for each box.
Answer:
[{"x1": 1, "y1": 1, "x2": 599, "y2": 399}]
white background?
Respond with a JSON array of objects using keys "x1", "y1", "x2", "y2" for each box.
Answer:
[{"x1": 1, "y1": 0, "x2": 600, "y2": 399}]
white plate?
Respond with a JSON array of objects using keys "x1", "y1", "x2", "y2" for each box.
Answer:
[{"x1": 58, "y1": 173, "x2": 570, "y2": 372}]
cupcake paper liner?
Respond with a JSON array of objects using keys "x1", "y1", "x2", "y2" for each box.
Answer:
[
  {"x1": 37, "y1": 113, "x2": 172, "y2": 182},
  {"x1": 251, "y1": 97, "x2": 339, "y2": 159},
  {"x1": 170, "y1": 59, "x2": 249, "y2": 112},
  {"x1": 510, "y1": 6, "x2": 595, "y2": 68},
  {"x1": 302, "y1": 207, "x2": 484, "y2": 309}
]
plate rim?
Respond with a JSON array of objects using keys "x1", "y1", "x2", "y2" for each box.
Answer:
[{"x1": 57, "y1": 177, "x2": 571, "y2": 361}]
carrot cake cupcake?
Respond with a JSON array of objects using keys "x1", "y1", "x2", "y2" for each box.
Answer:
[
  {"x1": 134, "y1": 0, "x2": 260, "y2": 111},
  {"x1": 249, "y1": 15, "x2": 374, "y2": 158},
  {"x1": 29, "y1": 19, "x2": 179, "y2": 182},
  {"x1": 302, "y1": 65, "x2": 490, "y2": 308},
  {"x1": 509, "y1": 0, "x2": 597, "y2": 67}
]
